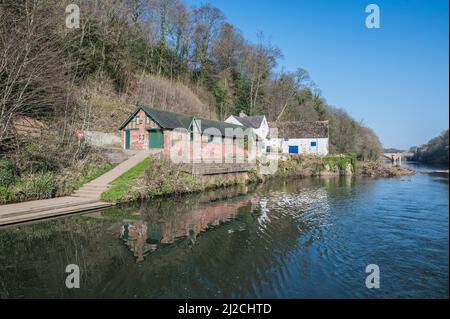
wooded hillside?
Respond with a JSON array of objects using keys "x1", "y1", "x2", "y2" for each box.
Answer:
[
  {"x1": 412, "y1": 130, "x2": 449, "y2": 166},
  {"x1": 0, "y1": 0, "x2": 382, "y2": 161}
]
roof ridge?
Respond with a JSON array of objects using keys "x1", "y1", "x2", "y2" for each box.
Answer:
[{"x1": 138, "y1": 104, "x2": 195, "y2": 118}]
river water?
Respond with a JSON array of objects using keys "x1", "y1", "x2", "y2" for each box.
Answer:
[{"x1": 0, "y1": 163, "x2": 448, "y2": 298}]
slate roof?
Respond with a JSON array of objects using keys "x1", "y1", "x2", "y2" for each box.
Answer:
[
  {"x1": 268, "y1": 121, "x2": 329, "y2": 139},
  {"x1": 198, "y1": 118, "x2": 248, "y2": 136},
  {"x1": 232, "y1": 115, "x2": 265, "y2": 129},
  {"x1": 119, "y1": 105, "x2": 247, "y2": 137}
]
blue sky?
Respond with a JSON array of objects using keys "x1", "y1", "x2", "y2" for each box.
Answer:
[{"x1": 185, "y1": 0, "x2": 449, "y2": 149}]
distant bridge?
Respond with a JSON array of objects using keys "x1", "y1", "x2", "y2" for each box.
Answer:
[{"x1": 383, "y1": 152, "x2": 414, "y2": 165}]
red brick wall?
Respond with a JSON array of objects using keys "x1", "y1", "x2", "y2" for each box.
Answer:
[
  {"x1": 120, "y1": 110, "x2": 247, "y2": 160},
  {"x1": 121, "y1": 110, "x2": 163, "y2": 150}
]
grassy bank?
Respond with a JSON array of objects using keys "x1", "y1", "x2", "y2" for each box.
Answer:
[
  {"x1": 100, "y1": 154, "x2": 412, "y2": 204},
  {"x1": 101, "y1": 156, "x2": 248, "y2": 203},
  {"x1": 0, "y1": 156, "x2": 112, "y2": 204},
  {"x1": 273, "y1": 155, "x2": 357, "y2": 178},
  {"x1": 101, "y1": 158, "x2": 152, "y2": 202}
]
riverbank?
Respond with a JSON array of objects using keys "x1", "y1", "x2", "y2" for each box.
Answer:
[
  {"x1": 1, "y1": 163, "x2": 447, "y2": 298},
  {"x1": 100, "y1": 156, "x2": 249, "y2": 203},
  {"x1": 355, "y1": 161, "x2": 416, "y2": 177},
  {"x1": 100, "y1": 154, "x2": 416, "y2": 204}
]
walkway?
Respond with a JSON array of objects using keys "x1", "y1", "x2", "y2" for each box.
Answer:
[{"x1": 0, "y1": 150, "x2": 151, "y2": 227}]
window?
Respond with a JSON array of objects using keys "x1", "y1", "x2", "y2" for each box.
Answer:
[
  {"x1": 310, "y1": 141, "x2": 317, "y2": 147},
  {"x1": 139, "y1": 134, "x2": 144, "y2": 141},
  {"x1": 208, "y1": 135, "x2": 214, "y2": 143},
  {"x1": 266, "y1": 146, "x2": 272, "y2": 153},
  {"x1": 289, "y1": 145, "x2": 299, "y2": 154},
  {"x1": 146, "y1": 116, "x2": 150, "y2": 124},
  {"x1": 136, "y1": 116, "x2": 140, "y2": 125},
  {"x1": 190, "y1": 132, "x2": 194, "y2": 141},
  {"x1": 284, "y1": 138, "x2": 289, "y2": 141}
]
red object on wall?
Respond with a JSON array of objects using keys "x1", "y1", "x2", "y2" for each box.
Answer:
[{"x1": 75, "y1": 130, "x2": 84, "y2": 139}]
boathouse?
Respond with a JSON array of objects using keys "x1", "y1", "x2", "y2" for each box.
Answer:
[{"x1": 118, "y1": 105, "x2": 250, "y2": 160}]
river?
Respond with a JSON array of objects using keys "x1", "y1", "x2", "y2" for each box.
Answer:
[{"x1": 0, "y1": 163, "x2": 448, "y2": 298}]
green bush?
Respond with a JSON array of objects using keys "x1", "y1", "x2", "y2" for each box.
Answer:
[
  {"x1": 14, "y1": 172, "x2": 58, "y2": 201},
  {"x1": 0, "y1": 186, "x2": 16, "y2": 204},
  {"x1": 0, "y1": 158, "x2": 17, "y2": 187}
]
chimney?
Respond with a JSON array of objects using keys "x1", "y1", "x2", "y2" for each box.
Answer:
[{"x1": 239, "y1": 111, "x2": 247, "y2": 118}]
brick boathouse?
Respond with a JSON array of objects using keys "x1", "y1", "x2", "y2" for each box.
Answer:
[{"x1": 118, "y1": 105, "x2": 251, "y2": 161}]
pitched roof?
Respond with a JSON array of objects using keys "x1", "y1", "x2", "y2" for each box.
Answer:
[
  {"x1": 268, "y1": 121, "x2": 329, "y2": 139},
  {"x1": 119, "y1": 105, "x2": 248, "y2": 136},
  {"x1": 232, "y1": 115, "x2": 265, "y2": 129},
  {"x1": 119, "y1": 105, "x2": 194, "y2": 130},
  {"x1": 197, "y1": 118, "x2": 247, "y2": 136}
]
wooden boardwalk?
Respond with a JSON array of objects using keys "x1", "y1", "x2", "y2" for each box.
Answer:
[
  {"x1": 0, "y1": 150, "x2": 152, "y2": 227},
  {"x1": 180, "y1": 162, "x2": 257, "y2": 176}
]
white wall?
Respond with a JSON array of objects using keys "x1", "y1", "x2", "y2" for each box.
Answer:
[
  {"x1": 224, "y1": 115, "x2": 241, "y2": 126},
  {"x1": 262, "y1": 138, "x2": 329, "y2": 156},
  {"x1": 224, "y1": 115, "x2": 269, "y2": 140},
  {"x1": 255, "y1": 117, "x2": 269, "y2": 140},
  {"x1": 84, "y1": 131, "x2": 121, "y2": 147}
]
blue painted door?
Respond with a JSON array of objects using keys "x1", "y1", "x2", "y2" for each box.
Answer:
[{"x1": 289, "y1": 145, "x2": 299, "y2": 154}]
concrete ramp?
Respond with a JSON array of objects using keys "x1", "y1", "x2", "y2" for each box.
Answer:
[
  {"x1": 0, "y1": 151, "x2": 152, "y2": 226},
  {"x1": 72, "y1": 150, "x2": 151, "y2": 199}
]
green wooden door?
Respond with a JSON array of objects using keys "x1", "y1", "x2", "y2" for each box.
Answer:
[
  {"x1": 125, "y1": 130, "x2": 131, "y2": 149},
  {"x1": 148, "y1": 130, "x2": 164, "y2": 149}
]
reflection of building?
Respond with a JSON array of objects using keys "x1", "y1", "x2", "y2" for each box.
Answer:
[
  {"x1": 118, "y1": 196, "x2": 259, "y2": 262},
  {"x1": 120, "y1": 221, "x2": 156, "y2": 262}
]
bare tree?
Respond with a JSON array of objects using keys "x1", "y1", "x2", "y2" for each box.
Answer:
[
  {"x1": 0, "y1": 0, "x2": 69, "y2": 147},
  {"x1": 241, "y1": 32, "x2": 281, "y2": 115},
  {"x1": 275, "y1": 68, "x2": 310, "y2": 121},
  {"x1": 191, "y1": 4, "x2": 225, "y2": 83}
]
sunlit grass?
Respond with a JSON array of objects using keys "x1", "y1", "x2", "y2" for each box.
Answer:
[{"x1": 100, "y1": 158, "x2": 151, "y2": 202}]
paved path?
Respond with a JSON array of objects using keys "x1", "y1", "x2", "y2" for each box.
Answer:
[{"x1": 0, "y1": 150, "x2": 152, "y2": 227}]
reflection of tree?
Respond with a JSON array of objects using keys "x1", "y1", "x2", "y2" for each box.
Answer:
[{"x1": 0, "y1": 176, "x2": 370, "y2": 298}]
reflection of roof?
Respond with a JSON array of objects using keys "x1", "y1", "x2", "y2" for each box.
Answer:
[
  {"x1": 119, "y1": 105, "x2": 246, "y2": 136},
  {"x1": 269, "y1": 121, "x2": 329, "y2": 139},
  {"x1": 232, "y1": 115, "x2": 264, "y2": 129}
]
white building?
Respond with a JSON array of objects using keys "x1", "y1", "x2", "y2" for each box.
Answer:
[
  {"x1": 225, "y1": 112, "x2": 269, "y2": 141},
  {"x1": 264, "y1": 121, "x2": 329, "y2": 156}
]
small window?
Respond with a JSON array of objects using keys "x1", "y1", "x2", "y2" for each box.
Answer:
[
  {"x1": 190, "y1": 132, "x2": 194, "y2": 141},
  {"x1": 289, "y1": 145, "x2": 299, "y2": 154},
  {"x1": 284, "y1": 138, "x2": 289, "y2": 141},
  {"x1": 311, "y1": 141, "x2": 317, "y2": 147},
  {"x1": 136, "y1": 116, "x2": 140, "y2": 125},
  {"x1": 266, "y1": 146, "x2": 272, "y2": 153},
  {"x1": 146, "y1": 116, "x2": 150, "y2": 124},
  {"x1": 139, "y1": 134, "x2": 144, "y2": 141},
  {"x1": 208, "y1": 135, "x2": 214, "y2": 143}
]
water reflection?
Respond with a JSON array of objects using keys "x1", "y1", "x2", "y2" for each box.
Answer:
[
  {"x1": 120, "y1": 221, "x2": 155, "y2": 262},
  {"x1": 0, "y1": 171, "x2": 447, "y2": 298},
  {"x1": 108, "y1": 187, "x2": 260, "y2": 262}
]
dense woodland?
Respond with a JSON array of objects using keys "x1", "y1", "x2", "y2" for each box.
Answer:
[
  {"x1": 0, "y1": 0, "x2": 383, "y2": 158},
  {"x1": 0, "y1": 0, "x2": 385, "y2": 202},
  {"x1": 412, "y1": 130, "x2": 449, "y2": 166}
]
